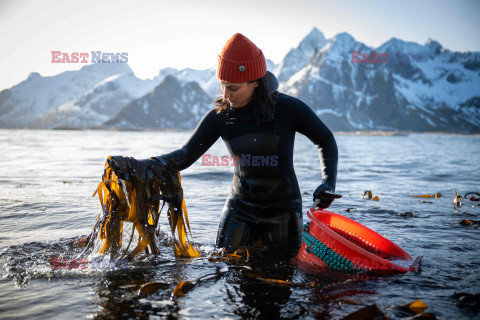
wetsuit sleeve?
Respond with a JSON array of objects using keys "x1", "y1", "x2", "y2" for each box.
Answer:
[
  {"x1": 158, "y1": 109, "x2": 220, "y2": 171},
  {"x1": 291, "y1": 99, "x2": 338, "y2": 190}
]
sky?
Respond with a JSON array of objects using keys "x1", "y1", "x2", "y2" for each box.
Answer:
[{"x1": 0, "y1": 0, "x2": 479, "y2": 91}]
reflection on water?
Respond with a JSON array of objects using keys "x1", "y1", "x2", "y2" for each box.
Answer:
[{"x1": 0, "y1": 130, "x2": 479, "y2": 319}]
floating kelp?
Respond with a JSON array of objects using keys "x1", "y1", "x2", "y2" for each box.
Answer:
[
  {"x1": 138, "y1": 281, "x2": 169, "y2": 295},
  {"x1": 171, "y1": 266, "x2": 236, "y2": 298},
  {"x1": 172, "y1": 281, "x2": 195, "y2": 298},
  {"x1": 399, "y1": 211, "x2": 414, "y2": 217},
  {"x1": 255, "y1": 277, "x2": 315, "y2": 288},
  {"x1": 453, "y1": 190, "x2": 463, "y2": 209},
  {"x1": 410, "y1": 193, "x2": 442, "y2": 198},
  {"x1": 453, "y1": 292, "x2": 480, "y2": 311},
  {"x1": 401, "y1": 299, "x2": 428, "y2": 314},
  {"x1": 343, "y1": 300, "x2": 434, "y2": 320},
  {"x1": 361, "y1": 190, "x2": 379, "y2": 201},
  {"x1": 453, "y1": 191, "x2": 480, "y2": 210},
  {"x1": 78, "y1": 156, "x2": 199, "y2": 260},
  {"x1": 459, "y1": 219, "x2": 480, "y2": 227},
  {"x1": 361, "y1": 190, "x2": 373, "y2": 199},
  {"x1": 207, "y1": 247, "x2": 250, "y2": 262},
  {"x1": 390, "y1": 299, "x2": 436, "y2": 319},
  {"x1": 464, "y1": 192, "x2": 480, "y2": 202}
]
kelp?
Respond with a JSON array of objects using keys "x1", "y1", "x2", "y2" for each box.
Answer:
[
  {"x1": 459, "y1": 219, "x2": 480, "y2": 227},
  {"x1": 453, "y1": 191, "x2": 480, "y2": 210},
  {"x1": 171, "y1": 266, "x2": 235, "y2": 298},
  {"x1": 207, "y1": 247, "x2": 250, "y2": 262},
  {"x1": 361, "y1": 190, "x2": 373, "y2": 199},
  {"x1": 453, "y1": 292, "x2": 480, "y2": 311},
  {"x1": 172, "y1": 281, "x2": 196, "y2": 298},
  {"x1": 361, "y1": 190, "x2": 379, "y2": 201},
  {"x1": 464, "y1": 192, "x2": 480, "y2": 202},
  {"x1": 453, "y1": 190, "x2": 463, "y2": 209},
  {"x1": 392, "y1": 299, "x2": 436, "y2": 319},
  {"x1": 410, "y1": 193, "x2": 442, "y2": 198},
  {"x1": 138, "y1": 281, "x2": 170, "y2": 295},
  {"x1": 78, "y1": 155, "x2": 199, "y2": 259},
  {"x1": 343, "y1": 300, "x2": 434, "y2": 320},
  {"x1": 255, "y1": 277, "x2": 315, "y2": 288},
  {"x1": 402, "y1": 300, "x2": 428, "y2": 314}
]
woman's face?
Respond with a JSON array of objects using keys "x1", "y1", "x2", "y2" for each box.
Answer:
[{"x1": 220, "y1": 81, "x2": 258, "y2": 108}]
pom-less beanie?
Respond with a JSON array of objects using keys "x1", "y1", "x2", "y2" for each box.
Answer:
[{"x1": 217, "y1": 33, "x2": 267, "y2": 83}]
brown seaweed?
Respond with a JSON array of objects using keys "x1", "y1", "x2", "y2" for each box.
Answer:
[
  {"x1": 453, "y1": 292, "x2": 480, "y2": 311},
  {"x1": 464, "y1": 192, "x2": 480, "y2": 202},
  {"x1": 410, "y1": 193, "x2": 442, "y2": 198},
  {"x1": 79, "y1": 155, "x2": 199, "y2": 260},
  {"x1": 361, "y1": 190, "x2": 373, "y2": 199},
  {"x1": 453, "y1": 190, "x2": 463, "y2": 209},
  {"x1": 361, "y1": 190, "x2": 380, "y2": 201}
]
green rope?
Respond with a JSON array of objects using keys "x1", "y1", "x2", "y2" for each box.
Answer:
[{"x1": 301, "y1": 222, "x2": 361, "y2": 272}]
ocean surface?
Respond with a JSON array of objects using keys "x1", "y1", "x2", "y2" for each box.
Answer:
[{"x1": 0, "y1": 129, "x2": 479, "y2": 319}]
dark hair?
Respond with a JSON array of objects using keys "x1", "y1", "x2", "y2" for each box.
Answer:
[{"x1": 214, "y1": 75, "x2": 275, "y2": 124}]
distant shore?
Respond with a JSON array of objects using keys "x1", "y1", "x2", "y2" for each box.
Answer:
[
  {"x1": 1, "y1": 127, "x2": 479, "y2": 136},
  {"x1": 333, "y1": 130, "x2": 480, "y2": 136}
]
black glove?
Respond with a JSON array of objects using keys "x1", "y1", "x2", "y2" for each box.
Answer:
[{"x1": 312, "y1": 183, "x2": 342, "y2": 209}]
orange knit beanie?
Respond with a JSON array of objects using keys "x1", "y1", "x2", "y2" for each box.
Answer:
[{"x1": 217, "y1": 33, "x2": 267, "y2": 83}]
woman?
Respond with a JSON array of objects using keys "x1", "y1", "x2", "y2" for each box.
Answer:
[{"x1": 159, "y1": 33, "x2": 338, "y2": 258}]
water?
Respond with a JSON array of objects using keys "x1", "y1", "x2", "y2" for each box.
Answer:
[{"x1": 1, "y1": 129, "x2": 479, "y2": 319}]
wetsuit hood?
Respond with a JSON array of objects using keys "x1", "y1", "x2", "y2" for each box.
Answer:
[{"x1": 265, "y1": 71, "x2": 279, "y2": 94}]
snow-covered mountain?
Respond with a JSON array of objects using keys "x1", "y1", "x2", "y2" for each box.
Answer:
[
  {"x1": 34, "y1": 73, "x2": 158, "y2": 129},
  {"x1": 0, "y1": 63, "x2": 136, "y2": 128},
  {"x1": 154, "y1": 59, "x2": 278, "y2": 100},
  {"x1": 266, "y1": 59, "x2": 277, "y2": 74},
  {"x1": 275, "y1": 27, "x2": 328, "y2": 82},
  {"x1": 280, "y1": 30, "x2": 480, "y2": 132},
  {"x1": 103, "y1": 75, "x2": 212, "y2": 130},
  {"x1": 1, "y1": 27, "x2": 478, "y2": 132},
  {"x1": 154, "y1": 67, "x2": 220, "y2": 99}
]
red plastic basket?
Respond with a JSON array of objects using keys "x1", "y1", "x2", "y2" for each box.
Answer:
[{"x1": 294, "y1": 208, "x2": 417, "y2": 273}]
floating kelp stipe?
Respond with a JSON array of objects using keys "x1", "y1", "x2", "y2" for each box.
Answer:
[{"x1": 77, "y1": 155, "x2": 199, "y2": 260}]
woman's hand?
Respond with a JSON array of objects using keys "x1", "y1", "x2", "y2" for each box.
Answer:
[{"x1": 312, "y1": 183, "x2": 342, "y2": 209}]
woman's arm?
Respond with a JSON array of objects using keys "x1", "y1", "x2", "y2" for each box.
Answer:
[
  {"x1": 159, "y1": 109, "x2": 220, "y2": 171},
  {"x1": 291, "y1": 97, "x2": 338, "y2": 194}
]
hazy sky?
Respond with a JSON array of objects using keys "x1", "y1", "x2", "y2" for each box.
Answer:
[{"x1": 0, "y1": 0, "x2": 479, "y2": 91}]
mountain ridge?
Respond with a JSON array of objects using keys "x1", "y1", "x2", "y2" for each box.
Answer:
[{"x1": 1, "y1": 29, "x2": 479, "y2": 132}]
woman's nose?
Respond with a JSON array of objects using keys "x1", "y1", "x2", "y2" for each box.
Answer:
[
  {"x1": 222, "y1": 87, "x2": 230, "y2": 99},
  {"x1": 223, "y1": 88, "x2": 232, "y2": 100}
]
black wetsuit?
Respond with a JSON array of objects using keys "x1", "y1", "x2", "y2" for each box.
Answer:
[{"x1": 161, "y1": 91, "x2": 338, "y2": 256}]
